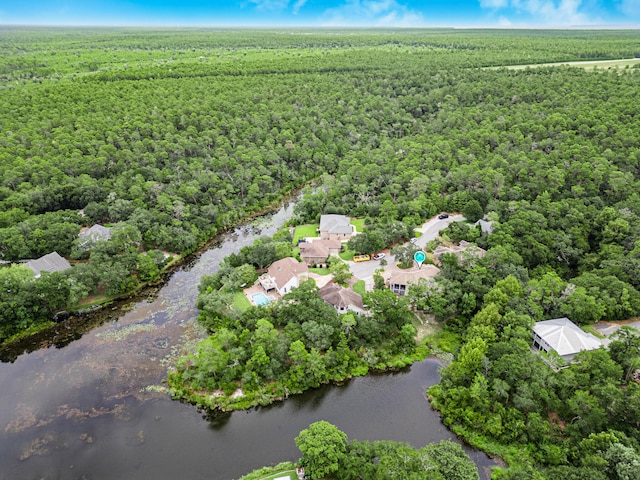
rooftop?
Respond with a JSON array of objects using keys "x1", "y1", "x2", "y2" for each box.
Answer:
[
  {"x1": 25, "y1": 252, "x2": 71, "y2": 278},
  {"x1": 533, "y1": 317, "x2": 602, "y2": 357},
  {"x1": 318, "y1": 282, "x2": 364, "y2": 310},
  {"x1": 319, "y1": 214, "x2": 352, "y2": 235}
]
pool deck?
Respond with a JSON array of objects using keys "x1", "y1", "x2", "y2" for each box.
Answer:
[{"x1": 244, "y1": 283, "x2": 281, "y2": 306}]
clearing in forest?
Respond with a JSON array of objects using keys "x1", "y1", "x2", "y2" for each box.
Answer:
[{"x1": 494, "y1": 57, "x2": 640, "y2": 70}]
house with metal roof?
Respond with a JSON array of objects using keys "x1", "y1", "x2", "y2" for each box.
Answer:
[
  {"x1": 474, "y1": 219, "x2": 494, "y2": 235},
  {"x1": 25, "y1": 252, "x2": 71, "y2": 279},
  {"x1": 532, "y1": 317, "x2": 602, "y2": 362},
  {"x1": 319, "y1": 214, "x2": 353, "y2": 241},
  {"x1": 78, "y1": 224, "x2": 112, "y2": 249}
]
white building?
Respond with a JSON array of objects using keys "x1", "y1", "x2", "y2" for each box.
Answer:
[{"x1": 532, "y1": 317, "x2": 602, "y2": 362}]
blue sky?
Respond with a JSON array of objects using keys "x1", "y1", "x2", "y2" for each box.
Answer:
[{"x1": 2, "y1": 1, "x2": 639, "y2": 27}]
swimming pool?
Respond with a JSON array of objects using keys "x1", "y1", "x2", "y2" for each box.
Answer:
[{"x1": 251, "y1": 292, "x2": 272, "y2": 306}]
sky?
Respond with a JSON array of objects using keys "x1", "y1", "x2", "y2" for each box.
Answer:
[{"x1": 1, "y1": 0, "x2": 639, "y2": 28}]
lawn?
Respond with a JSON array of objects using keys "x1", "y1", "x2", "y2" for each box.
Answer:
[
  {"x1": 351, "y1": 218, "x2": 365, "y2": 232},
  {"x1": 233, "y1": 292, "x2": 252, "y2": 312},
  {"x1": 353, "y1": 279, "x2": 365, "y2": 295},
  {"x1": 309, "y1": 267, "x2": 332, "y2": 275},
  {"x1": 292, "y1": 224, "x2": 318, "y2": 244},
  {"x1": 339, "y1": 249, "x2": 355, "y2": 261}
]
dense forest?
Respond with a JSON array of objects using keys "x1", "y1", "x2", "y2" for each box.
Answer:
[
  {"x1": 1, "y1": 27, "x2": 640, "y2": 477},
  {"x1": 238, "y1": 421, "x2": 479, "y2": 480}
]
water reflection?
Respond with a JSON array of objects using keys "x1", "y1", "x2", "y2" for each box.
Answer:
[{"x1": 0, "y1": 200, "x2": 496, "y2": 480}]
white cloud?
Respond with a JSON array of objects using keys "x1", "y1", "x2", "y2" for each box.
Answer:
[
  {"x1": 479, "y1": 0, "x2": 597, "y2": 25},
  {"x1": 498, "y1": 15, "x2": 513, "y2": 25},
  {"x1": 619, "y1": 0, "x2": 640, "y2": 16},
  {"x1": 321, "y1": 0, "x2": 425, "y2": 27},
  {"x1": 246, "y1": 0, "x2": 310, "y2": 12},
  {"x1": 480, "y1": 0, "x2": 509, "y2": 7},
  {"x1": 247, "y1": 0, "x2": 290, "y2": 10},
  {"x1": 292, "y1": 0, "x2": 308, "y2": 14}
]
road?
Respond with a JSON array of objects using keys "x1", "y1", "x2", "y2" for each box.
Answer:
[{"x1": 347, "y1": 214, "x2": 466, "y2": 290}]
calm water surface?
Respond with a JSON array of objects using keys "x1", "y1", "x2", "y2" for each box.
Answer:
[{"x1": 0, "y1": 202, "x2": 495, "y2": 480}]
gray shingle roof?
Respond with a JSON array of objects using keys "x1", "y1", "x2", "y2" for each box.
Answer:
[
  {"x1": 319, "y1": 214, "x2": 352, "y2": 235},
  {"x1": 25, "y1": 252, "x2": 71, "y2": 278},
  {"x1": 79, "y1": 224, "x2": 112, "y2": 245}
]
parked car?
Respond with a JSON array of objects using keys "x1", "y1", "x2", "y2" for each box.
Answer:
[
  {"x1": 373, "y1": 253, "x2": 386, "y2": 260},
  {"x1": 353, "y1": 254, "x2": 371, "y2": 263},
  {"x1": 438, "y1": 213, "x2": 449, "y2": 219}
]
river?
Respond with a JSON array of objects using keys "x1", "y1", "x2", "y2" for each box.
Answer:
[{"x1": 0, "y1": 200, "x2": 495, "y2": 480}]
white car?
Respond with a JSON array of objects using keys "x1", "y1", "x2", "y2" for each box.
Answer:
[{"x1": 373, "y1": 253, "x2": 386, "y2": 260}]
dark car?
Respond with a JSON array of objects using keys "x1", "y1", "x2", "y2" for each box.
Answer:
[{"x1": 438, "y1": 213, "x2": 449, "y2": 219}]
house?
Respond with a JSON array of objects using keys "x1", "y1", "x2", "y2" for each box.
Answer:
[
  {"x1": 433, "y1": 240, "x2": 486, "y2": 262},
  {"x1": 318, "y1": 282, "x2": 365, "y2": 315},
  {"x1": 386, "y1": 264, "x2": 441, "y2": 296},
  {"x1": 25, "y1": 252, "x2": 71, "y2": 278},
  {"x1": 474, "y1": 219, "x2": 494, "y2": 235},
  {"x1": 319, "y1": 214, "x2": 353, "y2": 241},
  {"x1": 78, "y1": 224, "x2": 112, "y2": 248},
  {"x1": 299, "y1": 239, "x2": 341, "y2": 266},
  {"x1": 259, "y1": 257, "x2": 309, "y2": 296},
  {"x1": 532, "y1": 317, "x2": 602, "y2": 362}
]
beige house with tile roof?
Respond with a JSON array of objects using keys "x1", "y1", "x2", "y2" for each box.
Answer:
[
  {"x1": 299, "y1": 239, "x2": 341, "y2": 266},
  {"x1": 318, "y1": 282, "x2": 365, "y2": 315},
  {"x1": 259, "y1": 257, "x2": 309, "y2": 296},
  {"x1": 386, "y1": 264, "x2": 441, "y2": 296},
  {"x1": 433, "y1": 240, "x2": 486, "y2": 262}
]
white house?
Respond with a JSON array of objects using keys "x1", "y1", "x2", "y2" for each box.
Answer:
[{"x1": 532, "y1": 317, "x2": 602, "y2": 362}]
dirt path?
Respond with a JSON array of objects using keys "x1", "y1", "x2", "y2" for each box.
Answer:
[{"x1": 488, "y1": 58, "x2": 640, "y2": 71}]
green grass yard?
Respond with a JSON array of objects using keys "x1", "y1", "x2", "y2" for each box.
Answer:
[
  {"x1": 309, "y1": 267, "x2": 332, "y2": 275},
  {"x1": 351, "y1": 218, "x2": 365, "y2": 232},
  {"x1": 353, "y1": 280, "x2": 365, "y2": 295},
  {"x1": 339, "y1": 249, "x2": 355, "y2": 261},
  {"x1": 233, "y1": 291, "x2": 252, "y2": 312},
  {"x1": 292, "y1": 224, "x2": 318, "y2": 244}
]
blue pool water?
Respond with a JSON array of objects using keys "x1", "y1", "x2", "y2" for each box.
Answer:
[{"x1": 251, "y1": 292, "x2": 271, "y2": 306}]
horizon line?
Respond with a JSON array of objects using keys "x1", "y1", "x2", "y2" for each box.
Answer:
[{"x1": 2, "y1": 23, "x2": 640, "y2": 30}]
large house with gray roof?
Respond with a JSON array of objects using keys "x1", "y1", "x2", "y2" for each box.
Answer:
[
  {"x1": 319, "y1": 214, "x2": 353, "y2": 241},
  {"x1": 25, "y1": 252, "x2": 71, "y2": 278}
]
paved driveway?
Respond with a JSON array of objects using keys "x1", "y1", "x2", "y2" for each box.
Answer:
[
  {"x1": 346, "y1": 214, "x2": 466, "y2": 290},
  {"x1": 413, "y1": 214, "x2": 466, "y2": 249}
]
